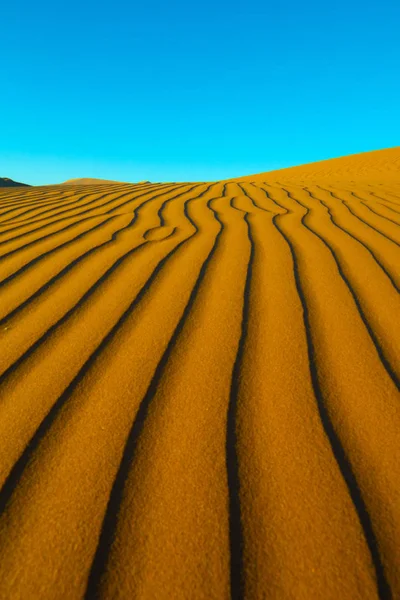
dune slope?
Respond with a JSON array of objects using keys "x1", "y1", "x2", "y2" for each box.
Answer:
[
  {"x1": 230, "y1": 146, "x2": 400, "y2": 184},
  {"x1": 0, "y1": 151, "x2": 399, "y2": 599}
]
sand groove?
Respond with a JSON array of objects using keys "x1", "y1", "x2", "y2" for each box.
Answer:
[{"x1": 0, "y1": 169, "x2": 399, "y2": 599}]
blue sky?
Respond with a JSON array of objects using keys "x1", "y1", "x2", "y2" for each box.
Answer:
[{"x1": 1, "y1": 0, "x2": 399, "y2": 184}]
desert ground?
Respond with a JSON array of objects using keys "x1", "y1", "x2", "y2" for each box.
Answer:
[{"x1": 0, "y1": 147, "x2": 399, "y2": 599}]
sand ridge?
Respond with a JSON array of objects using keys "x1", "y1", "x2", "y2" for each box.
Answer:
[{"x1": 0, "y1": 151, "x2": 399, "y2": 599}]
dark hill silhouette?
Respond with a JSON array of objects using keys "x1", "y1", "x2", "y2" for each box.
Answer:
[{"x1": 0, "y1": 177, "x2": 30, "y2": 187}]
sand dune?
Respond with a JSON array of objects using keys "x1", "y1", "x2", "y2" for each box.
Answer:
[
  {"x1": 62, "y1": 178, "x2": 130, "y2": 185},
  {"x1": 231, "y1": 146, "x2": 400, "y2": 184},
  {"x1": 0, "y1": 149, "x2": 399, "y2": 599}
]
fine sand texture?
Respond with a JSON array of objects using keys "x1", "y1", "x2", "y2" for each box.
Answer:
[{"x1": 0, "y1": 149, "x2": 399, "y2": 599}]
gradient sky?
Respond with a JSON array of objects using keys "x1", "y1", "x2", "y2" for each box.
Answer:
[{"x1": 1, "y1": 0, "x2": 399, "y2": 184}]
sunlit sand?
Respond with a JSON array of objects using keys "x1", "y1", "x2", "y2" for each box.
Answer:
[{"x1": 0, "y1": 147, "x2": 399, "y2": 598}]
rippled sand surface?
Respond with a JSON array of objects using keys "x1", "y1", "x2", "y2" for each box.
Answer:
[{"x1": 0, "y1": 148, "x2": 399, "y2": 599}]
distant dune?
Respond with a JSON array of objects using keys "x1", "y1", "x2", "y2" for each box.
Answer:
[
  {"x1": 0, "y1": 148, "x2": 399, "y2": 599},
  {"x1": 62, "y1": 178, "x2": 151, "y2": 185},
  {"x1": 0, "y1": 177, "x2": 30, "y2": 187},
  {"x1": 62, "y1": 177, "x2": 127, "y2": 185}
]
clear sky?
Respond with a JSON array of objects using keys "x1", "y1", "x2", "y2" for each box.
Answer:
[{"x1": 1, "y1": 0, "x2": 399, "y2": 184}]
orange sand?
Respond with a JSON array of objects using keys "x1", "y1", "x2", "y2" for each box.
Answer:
[{"x1": 0, "y1": 148, "x2": 399, "y2": 599}]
